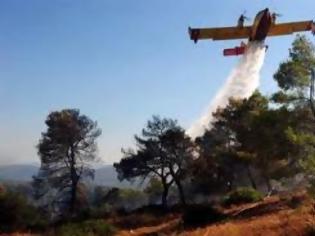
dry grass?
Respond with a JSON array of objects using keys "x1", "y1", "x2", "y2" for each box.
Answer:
[
  {"x1": 183, "y1": 193, "x2": 315, "y2": 236},
  {"x1": 115, "y1": 191, "x2": 315, "y2": 236},
  {"x1": 182, "y1": 208, "x2": 314, "y2": 236}
]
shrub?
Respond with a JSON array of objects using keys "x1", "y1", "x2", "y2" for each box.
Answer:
[
  {"x1": 222, "y1": 187, "x2": 263, "y2": 206},
  {"x1": 88, "y1": 204, "x2": 111, "y2": 219},
  {"x1": 57, "y1": 219, "x2": 116, "y2": 236},
  {"x1": 0, "y1": 190, "x2": 48, "y2": 233},
  {"x1": 182, "y1": 204, "x2": 225, "y2": 228},
  {"x1": 287, "y1": 194, "x2": 306, "y2": 208},
  {"x1": 114, "y1": 212, "x2": 160, "y2": 229}
]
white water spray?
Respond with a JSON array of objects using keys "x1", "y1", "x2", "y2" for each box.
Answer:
[{"x1": 187, "y1": 42, "x2": 266, "y2": 138}]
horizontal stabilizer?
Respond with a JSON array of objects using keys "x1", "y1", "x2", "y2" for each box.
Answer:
[{"x1": 223, "y1": 46, "x2": 246, "y2": 56}]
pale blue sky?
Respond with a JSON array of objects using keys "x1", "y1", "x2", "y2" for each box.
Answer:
[{"x1": 0, "y1": 0, "x2": 314, "y2": 165}]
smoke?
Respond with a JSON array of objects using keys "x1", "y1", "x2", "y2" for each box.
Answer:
[{"x1": 187, "y1": 41, "x2": 266, "y2": 138}]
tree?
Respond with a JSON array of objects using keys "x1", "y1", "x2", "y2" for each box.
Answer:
[
  {"x1": 33, "y1": 109, "x2": 101, "y2": 218},
  {"x1": 114, "y1": 116, "x2": 194, "y2": 208},
  {"x1": 196, "y1": 92, "x2": 296, "y2": 192},
  {"x1": 159, "y1": 127, "x2": 195, "y2": 205},
  {"x1": 214, "y1": 92, "x2": 270, "y2": 190},
  {"x1": 245, "y1": 108, "x2": 296, "y2": 191},
  {"x1": 272, "y1": 35, "x2": 315, "y2": 108},
  {"x1": 196, "y1": 92, "x2": 269, "y2": 191},
  {"x1": 195, "y1": 118, "x2": 239, "y2": 192},
  {"x1": 272, "y1": 35, "x2": 315, "y2": 194}
]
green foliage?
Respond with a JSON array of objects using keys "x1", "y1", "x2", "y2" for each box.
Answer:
[
  {"x1": 271, "y1": 36, "x2": 315, "y2": 192},
  {"x1": 271, "y1": 91, "x2": 297, "y2": 104},
  {"x1": 196, "y1": 91, "x2": 294, "y2": 192},
  {"x1": 88, "y1": 204, "x2": 111, "y2": 219},
  {"x1": 182, "y1": 204, "x2": 225, "y2": 228},
  {"x1": 222, "y1": 187, "x2": 263, "y2": 206},
  {"x1": 118, "y1": 188, "x2": 148, "y2": 210},
  {"x1": 285, "y1": 126, "x2": 315, "y2": 196},
  {"x1": 0, "y1": 190, "x2": 48, "y2": 233},
  {"x1": 57, "y1": 219, "x2": 116, "y2": 236},
  {"x1": 274, "y1": 35, "x2": 315, "y2": 92},
  {"x1": 92, "y1": 186, "x2": 148, "y2": 212},
  {"x1": 144, "y1": 177, "x2": 163, "y2": 204}
]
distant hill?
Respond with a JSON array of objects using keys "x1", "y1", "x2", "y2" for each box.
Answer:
[
  {"x1": 94, "y1": 165, "x2": 137, "y2": 188},
  {"x1": 0, "y1": 164, "x2": 38, "y2": 182},
  {"x1": 0, "y1": 164, "x2": 137, "y2": 188}
]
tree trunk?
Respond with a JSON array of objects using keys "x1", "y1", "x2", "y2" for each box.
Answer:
[
  {"x1": 263, "y1": 174, "x2": 272, "y2": 193},
  {"x1": 227, "y1": 176, "x2": 234, "y2": 191},
  {"x1": 70, "y1": 177, "x2": 77, "y2": 214},
  {"x1": 161, "y1": 183, "x2": 169, "y2": 209},
  {"x1": 169, "y1": 166, "x2": 186, "y2": 206},
  {"x1": 246, "y1": 165, "x2": 257, "y2": 190},
  {"x1": 69, "y1": 148, "x2": 78, "y2": 216},
  {"x1": 174, "y1": 178, "x2": 186, "y2": 206},
  {"x1": 309, "y1": 69, "x2": 315, "y2": 117}
]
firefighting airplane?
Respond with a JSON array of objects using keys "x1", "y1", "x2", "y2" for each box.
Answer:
[{"x1": 189, "y1": 8, "x2": 315, "y2": 56}]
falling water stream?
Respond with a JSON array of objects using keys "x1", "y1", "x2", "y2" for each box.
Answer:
[{"x1": 187, "y1": 42, "x2": 266, "y2": 138}]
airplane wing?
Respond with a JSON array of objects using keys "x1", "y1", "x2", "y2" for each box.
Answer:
[
  {"x1": 189, "y1": 26, "x2": 252, "y2": 42},
  {"x1": 268, "y1": 21, "x2": 314, "y2": 36}
]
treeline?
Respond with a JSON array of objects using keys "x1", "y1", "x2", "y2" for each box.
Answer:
[{"x1": 1, "y1": 35, "x2": 315, "y2": 234}]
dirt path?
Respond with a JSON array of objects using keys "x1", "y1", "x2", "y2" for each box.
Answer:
[{"x1": 116, "y1": 218, "x2": 181, "y2": 236}]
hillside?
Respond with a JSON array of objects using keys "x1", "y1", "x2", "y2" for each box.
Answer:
[
  {"x1": 1, "y1": 190, "x2": 314, "y2": 236},
  {"x1": 116, "y1": 192, "x2": 315, "y2": 236}
]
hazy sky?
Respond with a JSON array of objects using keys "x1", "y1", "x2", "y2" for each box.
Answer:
[{"x1": 1, "y1": 0, "x2": 314, "y2": 165}]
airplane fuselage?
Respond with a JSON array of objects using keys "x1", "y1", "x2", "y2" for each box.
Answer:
[{"x1": 249, "y1": 8, "x2": 272, "y2": 41}]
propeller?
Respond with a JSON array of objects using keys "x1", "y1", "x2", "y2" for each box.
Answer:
[
  {"x1": 243, "y1": 16, "x2": 251, "y2": 21},
  {"x1": 273, "y1": 12, "x2": 282, "y2": 17},
  {"x1": 241, "y1": 11, "x2": 251, "y2": 21}
]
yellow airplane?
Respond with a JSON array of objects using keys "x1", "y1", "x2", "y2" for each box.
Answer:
[{"x1": 189, "y1": 8, "x2": 315, "y2": 56}]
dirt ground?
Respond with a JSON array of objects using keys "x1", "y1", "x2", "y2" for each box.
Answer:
[{"x1": 116, "y1": 193, "x2": 315, "y2": 236}]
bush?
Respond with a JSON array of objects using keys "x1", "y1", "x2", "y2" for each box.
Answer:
[
  {"x1": 0, "y1": 190, "x2": 48, "y2": 233},
  {"x1": 57, "y1": 219, "x2": 116, "y2": 236},
  {"x1": 222, "y1": 187, "x2": 263, "y2": 206},
  {"x1": 114, "y1": 212, "x2": 160, "y2": 229},
  {"x1": 88, "y1": 204, "x2": 112, "y2": 219},
  {"x1": 182, "y1": 204, "x2": 225, "y2": 228}
]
